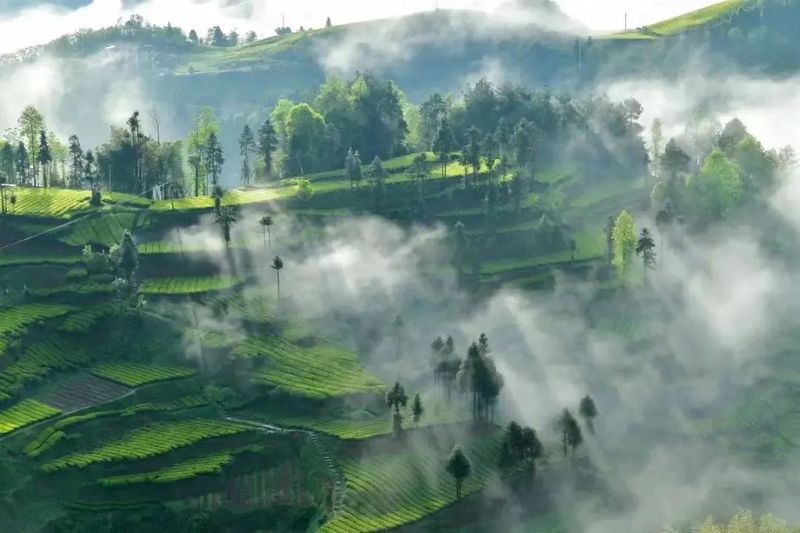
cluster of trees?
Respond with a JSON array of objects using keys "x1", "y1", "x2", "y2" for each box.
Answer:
[
  {"x1": 81, "y1": 229, "x2": 144, "y2": 318},
  {"x1": 410, "y1": 80, "x2": 647, "y2": 179},
  {"x1": 555, "y1": 395, "x2": 598, "y2": 459},
  {"x1": 198, "y1": 26, "x2": 258, "y2": 47},
  {"x1": 500, "y1": 421, "x2": 543, "y2": 475},
  {"x1": 237, "y1": 119, "x2": 277, "y2": 186},
  {"x1": 2, "y1": 74, "x2": 653, "y2": 221},
  {"x1": 257, "y1": 76, "x2": 647, "y2": 202},
  {"x1": 650, "y1": 117, "x2": 795, "y2": 227},
  {"x1": 267, "y1": 73, "x2": 408, "y2": 176},
  {"x1": 0, "y1": 106, "x2": 67, "y2": 188},
  {"x1": 430, "y1": 334, "x2": 504, "y2": 424},
  {"x1": 38, "y1": 15, "x2": 262, "y2": 58},
  {"x1": 30, "y1": 12, "x2": 340, "y2": 62},
  {"x1": 385, "y1": 381, "x2": 424, "y2": 436},
  {"x1": 443, "y1": 395, "x2": 596, "y2": 500},
  {"x1": 208, "y1": 207, "x2": 285, "y2": 299},
  {"x1": 600, "y1": 209, "x2": 656, "y2": 283},
  {"x1": 0, "y1": 106, "x2": 185, "y2": 196}
]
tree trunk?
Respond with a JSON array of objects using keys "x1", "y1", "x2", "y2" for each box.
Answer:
[
  {"x1": 276, "y1": 271, "x2": 281, "y2": 300},
  {"x1": 268, "y1": 228, "x2": 271, "y2": 251}
]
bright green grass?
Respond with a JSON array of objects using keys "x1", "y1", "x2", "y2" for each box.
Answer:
[
  {"x1": 98, "y1": 444, "x2": 264, "y2": 486},
  {"x1": 139, "y1": 275, "x2": 245, "y2": 295},
  {"x1": 4, "y1": 187, "x2": 92, "y2": 218},
  {"x1": 319, "y1": 428, "x2": 505, "y2": 532},
  {"x1": 24, "y1": 395, "x2": 209, "y2": 458},
  {"x1": 648, "y1": 0, "x2": 743, "y2": 35},
  {"x1": 40, "y1": 418, "x2": 252, "y2": 472},
  {"x1": 0, "y1": 304, "x2": 76, "y2": 355},
  {"x1": 605, "y1": 0, "x2": 743, "y2": 39},
  {"x1": 0, "y1": 337, "x2": 90, "y2": 402},
  {"x1": 232, "y1": 336, "x2": 384, "y2": 399},
  {"x1": 0, "y1": 399, "x2": 60, "y2": 436},
  {"x1": 91, "y1": 363, "x2": 197, "y2": 387}
]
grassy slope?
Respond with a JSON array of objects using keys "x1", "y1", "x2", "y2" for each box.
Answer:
[
  {"x1": 648, "y1": 0, "x2": 743, "y2": 35},
  {"x1": 168, "y1": 2, "x2": 748, "y2": 70},
  {"x1": 604, "y1": 0, "x2": 745, "y2": 39},
  {"x1": 0, "y1": 147, "x2": 649, "y2": 529}
]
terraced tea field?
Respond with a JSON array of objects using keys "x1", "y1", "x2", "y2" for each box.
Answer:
[
  {"x1": 34, "y1": 280, "x2": 115, "y2": 297},
  {"x1": 5, "y1": 187, "x2": 92, "y2": 218},
  {"x1": 320, "y1": 428, "x2": 506, "y2": 532},
  {"x1": 58, "y1": 212, "x2": 139, "y2": 247},
  {"x1": 25, "y1": 395, "x2": 209, "y2": 458},
  {"x1": 0, "y1": 251, "x2": 80, "y2": 267},
  {"x1": 201, "y1": 292, "x2": 277, "y2": 325},
  {"x1": 91, "y1": 362, "x2": 197, "y2": 387},
  {"x1": 0, "y1": 337, "x2": 91, "y2": 401},
  {"x1": 232, "y1": 336, "x2": 384, "y2": 399},
  {"x1": 41, "y1": 418, "x2": 252, "y2": 472},
  {"x1": 0, "y1": 399, "x2": 60, "y2": 436},
  {"x1": 0, "y1": 303, "x2": 77, "y2": 355},
  {"x1": 99, "y1": 444, "x2": 264, "y2": 486},
  {"x1": 140, "y1": 275, "x2": 245, "y2": 295},
  {"x1": 59, "y1": 304, "x2": 118, "y2": 333}
]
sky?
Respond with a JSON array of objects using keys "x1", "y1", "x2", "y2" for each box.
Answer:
[{"x1": 0, "y1": 0, "x2": 719, "y2": 55}]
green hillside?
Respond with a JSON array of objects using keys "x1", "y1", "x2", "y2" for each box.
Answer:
[
  {"x1": 609, "y1": 0, "x2": 746, "y2": 39},
  {"x1": 0, "y1": 3, "x2": 799, "y2": 531}
]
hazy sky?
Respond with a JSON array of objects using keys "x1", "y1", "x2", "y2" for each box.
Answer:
[{"x1": 0, "y1": 0, "x2": 717, "y2": 55}]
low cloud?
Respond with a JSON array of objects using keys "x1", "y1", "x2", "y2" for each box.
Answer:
[{"x1": 604, "y1": 72, "x2": 800, "y2": 152}]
